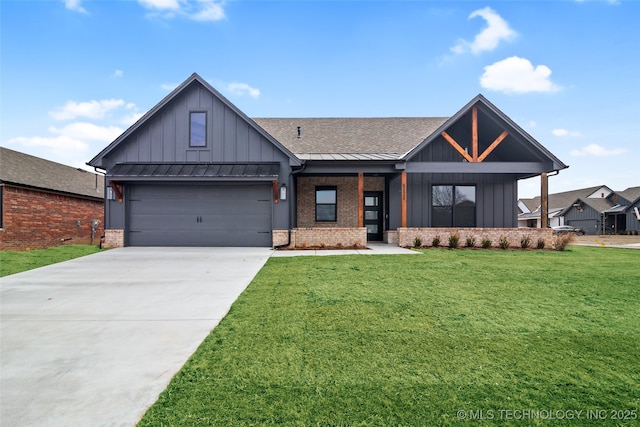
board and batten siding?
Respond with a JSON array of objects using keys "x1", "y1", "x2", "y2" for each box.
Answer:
[
  {"x1": 101, "y1": 80, "x2": 293, "y2": 232},
  {"x1": 104, "y1": 83, "x2": 289, "y2": 167},
  {"x1": 563, "y1": 204, "x2": 601, "y2": 235},
  {"x1": 387, "y1": 130, "x2": 519, "y2": 229},
  {"x1": 389, "y1": 173, "x2": 517, "y2": 229}
]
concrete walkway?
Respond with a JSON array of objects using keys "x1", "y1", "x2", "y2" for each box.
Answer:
[{"x1": 0, "y1": 247, "x2": 271, "y2": 427}]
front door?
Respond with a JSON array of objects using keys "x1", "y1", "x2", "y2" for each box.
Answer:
[{"x1": 364, "y1": 191, "x2": 383, "y2": 241}]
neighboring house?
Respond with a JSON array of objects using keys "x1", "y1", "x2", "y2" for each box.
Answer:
[
  {"x1": 88, "y1": 73, "x2": 567, "y2": 248},
  {"x1": 560, "y1": 186, "x2": 640, "y2": 235},
  {"x1": 518, "y1": 185, "x2": 613, "y2": 229},
  {"x1": 0, "y1": 147, "x2": 104, "y2": 250}
]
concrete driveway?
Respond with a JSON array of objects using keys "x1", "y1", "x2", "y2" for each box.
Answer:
[{"x1": 0, "y1": 247, "x2": 272, "y2": 427}]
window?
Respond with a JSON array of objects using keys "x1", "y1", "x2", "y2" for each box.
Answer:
[
  {"x1": 432, "y1": 185, "x2": 476, "y2": 227},
  {"x1": 316, "y1": 187, "x2": 337, "y2": 222},
  {"x1": 189, "y1": 112, "x2": 207, "y2": 147}
]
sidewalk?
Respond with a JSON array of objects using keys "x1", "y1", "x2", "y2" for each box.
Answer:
[{"x1": 271, "y1": 242, "x2": 419, "y2": 257}]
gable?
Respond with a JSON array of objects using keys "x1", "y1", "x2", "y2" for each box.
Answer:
[
  {"x1": 89, "y1": 74, "x2": 300, "y2": 170},
  {"x1": 403, "y1": 95, "x2": 567, "y2": 174},
  {"x1": 587, "y1": 186, "x2": 613, "y2": 199}
]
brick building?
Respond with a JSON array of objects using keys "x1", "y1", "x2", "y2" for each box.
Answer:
[{"x1": 0, "y1": 147, "x2": 104, "y2": 250}]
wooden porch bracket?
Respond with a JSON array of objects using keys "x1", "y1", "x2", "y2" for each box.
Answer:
[
  {"x1": 357, "y1": 172, "x2": 364, "y2": 228},
  {"x1": 272, "y1": 180, "x2": 279, "y2": 204},
  {"x1": 401, "y1": 172, "x2": 407, "y2": 228},
  {"x1": 109, "y1": 180, "x2": 123, "y2": 203}
]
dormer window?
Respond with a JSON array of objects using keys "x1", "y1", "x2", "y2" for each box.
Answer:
[{"x1": 190, "y1": 112, "x2": 207, "y2": 147}]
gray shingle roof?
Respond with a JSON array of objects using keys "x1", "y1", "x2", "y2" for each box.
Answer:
[
  {"x1": 0, "y1": 147, "x2": 103, "y2": 199},
  {"x1": 253, "y1": 117, "x2": 449, "y2": 158},
  {"x1": 520, "y1": 185, "x2": 606, "y2": 212},
  {"x1": 618, "y1": 186, "x2": 640, "y2": 203}
]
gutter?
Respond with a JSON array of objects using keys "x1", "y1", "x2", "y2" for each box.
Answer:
[{"x1": 273, "y1": 162, "x2": 307, "y2": 249}]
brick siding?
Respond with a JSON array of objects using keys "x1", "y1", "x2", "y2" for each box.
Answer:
[
  {"x1": 398, "y1": 227, "x2": 553, "y2": 248},
  {"x1": 0, "y1": 185, "x2": 104, "y2": 251},
  {"x1": 296, "y1": 176, "x2": 384, "y2": 228},
  {"x1": 103, "y1": 229, "x2": 124, "y2": 248}
]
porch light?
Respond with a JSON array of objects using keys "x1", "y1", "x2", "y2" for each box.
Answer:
[{"x1": 280, "y1": 183, "x2": 287, "y2": 201}]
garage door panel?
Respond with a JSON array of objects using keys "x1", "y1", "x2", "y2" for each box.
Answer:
[{"x1": 128, "y1": 184, "x2": 272, "y2": 246}]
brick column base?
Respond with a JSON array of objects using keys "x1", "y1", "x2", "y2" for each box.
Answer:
[{"x1": 103, "y1": 229, "x2": 124, "y2": 248}]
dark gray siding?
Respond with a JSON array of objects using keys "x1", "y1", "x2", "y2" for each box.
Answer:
[
  {"x1": 103, "y1": 82, "x2": 289, "y2": 167},
  {"x1": 564, "y1": 205, "x2": 600, "y2": 235},
  {"x1": 102, "y1": 81, "x2": 293, "y2": 233},
  {"x1": 404, "y1": 173, "x2": 517, "y2": 228},
  {"x1": 626, "y1": 200, "x2": 640, "y2": 232}
]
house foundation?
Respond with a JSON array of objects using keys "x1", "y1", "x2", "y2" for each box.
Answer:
[{"x1": 398, "y1": 227, "x2": 553, "y2": 248}]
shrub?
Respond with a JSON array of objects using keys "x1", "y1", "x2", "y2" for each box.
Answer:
[
  {"x1": 554, "y1": 233, "x2": 575, "y2": 251},
  {"x1": 413, "y1": 236, "x2": 422, "y2": 248},
  {"x1": 481, "y1": 237, "x2": 492, "y2": 249},
  {"x1": 520, "y1": 235, "x2": 532, "y2": 249},
  {"x1": 499, "y1": 235, "x2": 510, "y2": 250},
  {"x1": 536, "y1": 237, "x2": 546, "y2": 250},
  {"x1": 465, "y1": 236, "x2": 476, "y2": 248},
  {"x1": 448, "y1": 233, "x2": 460, "y2": 249},
  {"x1": 432, "y1": 235, "x2": 441, "y2": 248}
]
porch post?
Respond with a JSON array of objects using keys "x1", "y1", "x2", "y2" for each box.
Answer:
[
  {"x1": 358, "y1": 172, "x2": 364, "y2": 228},
  {"x1": 401, "y1": 171, "x2": 407, "y2": 228},
  {"x1": 540, "y1": 172, "x2": 548, "y2": 228}
]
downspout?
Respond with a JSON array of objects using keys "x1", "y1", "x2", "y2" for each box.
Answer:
[{"x1": 274, "y1": 162, "x2": 307, "y2": 249}]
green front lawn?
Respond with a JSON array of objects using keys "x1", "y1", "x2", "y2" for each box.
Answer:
[
  {"x1": 139, "y1": 247, "x2": 639, "y2": 426},
  {"x1": 0, "y1": 245, "x2": 103, "y2": 277}
]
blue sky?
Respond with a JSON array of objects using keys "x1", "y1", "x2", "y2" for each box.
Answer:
[{"x1": 1, "y1": 0, "x2": 638, "y2": 198}]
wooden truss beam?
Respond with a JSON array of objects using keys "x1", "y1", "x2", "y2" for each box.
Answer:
[
  {"x1": 478, "y1": 130, "x2": 509, "y2": 162},
  {"x1": 472, "y1": 106, "x2": 478, "y2": 161},
  {"x1": 441, "y1": 131, "x2": 473, "y2": 162},
  {"x1": 442, "y1": 106, "x2": 509, "y2": 163}
]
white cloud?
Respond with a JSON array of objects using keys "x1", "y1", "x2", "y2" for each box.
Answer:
[
  {"x1": 191, "y1": 0, "x2": 225, "y2": 21},
  {"x1": 227, "y1": 82, "x2": 260, "y2": 98},
  {"x1": 113, "y1": 69, "x2": 124, "y2": 78},
  {"x1": 138, "y1": 0, "x2": 181, "y2": 10},
  {"x1": 120, "y1": 113, "x2": 145, "y2": 126},
  {"x1": 161, "y1": 83, "x2": 179, "y2": 91},
  {"x1": 138, "y1": 0, "x2": 225, "y2": 21},
  {"x1": 8, "y1": 135, "x2": 89, "y2": 154},
  {"x1": 451, "y1": 7, "x2": 517, "y2": 55},
  {"x1": 48, "y1": 122, "x2": 124, "y2": 142},
  {"x1": 575, "y1": 0, "x2": 620, "y2": 5},
  {"x1": 552, "y1": 128, "x2": 581, "y2": 137},
  {"x1": 570, "y1": 143, "x2": 626, "y2": 156},
  {"x1": 64, "y1": 0, "x2": 88, "y2": 14},
  {"x1": 480, "y1": 56, "x2": 561, "y2": 94},
  {"x1": 50, "y1": 99, "x2": 126, "y2": 121}
]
